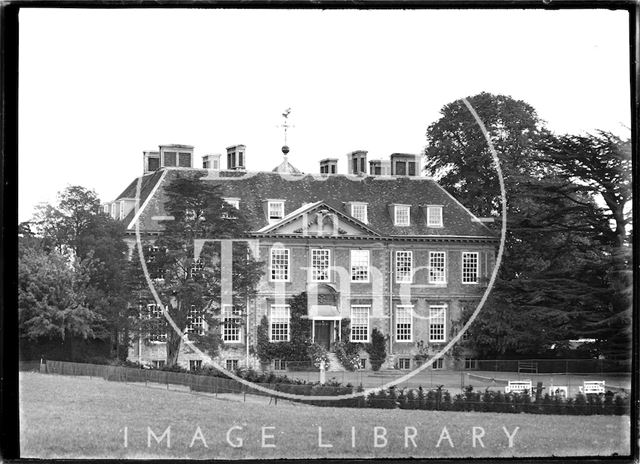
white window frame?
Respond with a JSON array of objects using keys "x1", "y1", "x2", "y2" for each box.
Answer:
[
  {"x1": 398, "y1": 358, "x2": 411, "y2": 370},
  {"x1": 350, "y1": 203, "x2": 368, "y2": 224},
  {"x1": 189, "y1": 258, "x2": 204, "y2": 279},
  {"x1": 147, "y1": 303, "x2": 167, "y2": 343},
  {"x1": 462, "y1": 252, "x2": 480, "y2": 284},
  {"x1": 223, "y1": 197, "x2": 240, "y2": 210},
  {"x1": 189, "y1": 359, "x2": 203, "y2": 371},
  {"x1": 350, "y1": 250, "x2": 370, "y2": 282},
  {"x1": 395, "y1": 305, "x2": 413, "y2": 342},
  {"x1": 118, "y1": 201, "x2": 125, "y2": 220},
  {"x1": 270, "y1": 248, "x2": 290, "y2": 282},
  {"x1": 394, "y1": 204, "x2": 411, "y2": 226},
  {"x1": 110, "y1": 203, "x2": 117, "y2": 219},
  {"x1": 428, "y1": 305, "x2": 447, "y2": 342},
  {"x1": 102, "y1": 204, "x2": 110, "y2": 215},
  {"x1": 269, "y1": 305, "x2": 291, "y2": 342},
  {"x1": 395, "y1": 251, "x2": 413, "y2": 283},
  {"x1": 428, "y1": 251, "x2": 447, "y2": 284},
  {"x1": 310, "y1": 248, "x2": 331, "y2": 282},
  {"x1": 426, "y1": 205, "x2": 444, "y2": 227},
  {"x1": 222, "y1": 305, "x2": 242, "y2": 343},
  {"x1": 350, "y1": 305, "x2": 370, "y2": 342},
  {"x1": 268, "y1": 201, "x2": 285, "y2": 222},
  {"x1": 186, "y1": 305, "x2": 204, "y2": 336},
  {"x1": 222, "y1": 198, "x2": 239, "y2": 219}
]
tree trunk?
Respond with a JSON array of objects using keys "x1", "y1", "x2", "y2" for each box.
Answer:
[{"x1": 166, "y1": 330, "x2": 182, "y2": 367}]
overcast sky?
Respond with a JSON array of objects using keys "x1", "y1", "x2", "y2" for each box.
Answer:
[{"x1": 18, "y1": 8, "x2": 630, "y2": 222}]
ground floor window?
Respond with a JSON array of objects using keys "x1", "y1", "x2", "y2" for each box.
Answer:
[
  {"x1": 432, "y1": 358, "x2": 444, "y2": 369},
  {"x1": 398, "y1": 358, "x2": 411, "y2": 370},
  {"x1": 274, "y1": 359, "x2": 287, "y2": 371},
  {"x1": 464, "y1": 358, "x2": 478, "y2": 369},
  {"x1": 189, "y1": 359, "x2": 202, "y2": 371},
  {"x1": 152, "y1": 360, "x2": 165, "y2": 369},
  {"x1": 428, "y1": 305, "x2": 447, "y2": 342},
  {"x1": 222, "y1": 305, "x2": 242, "y2": 342},
  {"x1": 270, "y1": 305, "x2": 291, "y2": 342},
  {"x1": 360, "y1": 358, "x2": 367, "y2": 369},
  {"x1": 350, "y1": 305, "x2": 370, "y2": 342},
  {"x1": 225, "y1": 359, "x2": 239, "y2": 371}
]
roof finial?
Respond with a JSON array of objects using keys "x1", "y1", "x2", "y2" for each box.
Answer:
[{"x1": 280, "y1": 107, "x2": 293, "y2": 156}]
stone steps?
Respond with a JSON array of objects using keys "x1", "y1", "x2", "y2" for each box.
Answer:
[{"x1": 326, "y1": 352, "x2": 346, "y2": 372}]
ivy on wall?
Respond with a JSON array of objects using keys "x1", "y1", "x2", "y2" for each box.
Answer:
[
  {"x1": 256, "y1": 293, "x2": 311, "y2": 364},
  {"x1": 333, "y1": 319, "x2": 362, "y2": 371}
]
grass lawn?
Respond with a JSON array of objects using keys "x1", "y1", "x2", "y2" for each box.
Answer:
[{"x1": 20, "y1": 372, "x2": 630, "y2": 459}]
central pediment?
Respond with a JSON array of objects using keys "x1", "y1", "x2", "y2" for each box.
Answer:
[{"x1": 255, "y1": 201, "x2": 380, "y2": 237}]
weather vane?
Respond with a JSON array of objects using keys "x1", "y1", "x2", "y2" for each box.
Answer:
[{"x1": 279, "y1": 108, "x2": 294, "y2": 155}]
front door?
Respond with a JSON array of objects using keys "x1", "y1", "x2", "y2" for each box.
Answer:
[{"x1": 315, "y1": 321, "x2": 331, "y2": 350}]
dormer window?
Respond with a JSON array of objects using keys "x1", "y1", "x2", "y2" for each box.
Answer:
[
  {"x1": 224, "y1": 198, "x2": 240, "y2": 210},
  {"x1": 222, "y1": 198, "x2": 240, "y2": 219},
  {"x1": 394, "y1": 205, "x2": 411, "y2": 227},
  {"x1": 350, "y1": 202, "x2": 368, "y2": 224},
  {"x1": 427, "y1": 205, "x2": 443, "y2": 227},
  {"x1": 268, "y1": 201, "x2": 285, "y2": 222}
]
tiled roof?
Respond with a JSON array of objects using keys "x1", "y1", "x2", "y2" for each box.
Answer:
[{"x1": 117, "y1": 168, "x2": 496, "y2": 239}]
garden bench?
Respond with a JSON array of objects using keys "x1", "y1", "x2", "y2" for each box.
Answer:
[
  {"x1": 549, "y1": 386, "x2": 568, "y2": 398},
  {"x1": 517, "y1": 361, "x2": 538, "y2": 374},
  {"x1": 504, "y1": 380, "x2": 532, "y2": 394},
  {"x1": 579, "y1": 381, "x2": 605, "y2": 394}
]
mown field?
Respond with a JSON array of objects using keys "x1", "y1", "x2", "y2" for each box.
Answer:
[{"x1": 20, "y1": 372, "x2": 630, "y2": 459}]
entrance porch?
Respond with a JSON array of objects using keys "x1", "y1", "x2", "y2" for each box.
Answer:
[{"x1": 309, "y1": 305, "x2": 342, "y2": 351}]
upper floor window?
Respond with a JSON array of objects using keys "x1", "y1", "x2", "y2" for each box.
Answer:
[
  {"x1": 429, "y1": 305, "x2": 447, "y2": 342},
  {"x1": 462, "y1": 252, "x2": 479, "y2": 284},
  {"x1": 222, "y1": 305, "x2": 241, "y2": 343},
  {"x1": 350, "y1": 305, "x2": 370, "y2": 342},
  {"x1": 118, "y1": 201, "x2": 125, "y2": 220},
  {"x1": 429, "y1": 251, "x2": 447, "y2": 284},
  {"x1": 351, "y1": 203, "x2": 368, "y2": 224},
  {"x1": 311, "y1": 249, "x2": 331, "y2": 282},
  {"x1": 145, "y1": 246, "x2": 166, "y2": 280},
  {"x1": 110, "y1": 203, "x2": 117, "y2": 219},
  {"x1": 395, "y1": 305, "x2": 413, "y2": 342},
  {"x1": 427, "y1": 205, "x2": 443, "y2": 227},
  {"x1": 395, "y1": 251, "x2": 413, "y2": 283},
  {"x1": 350, "y1": 250, "x2": 370, "y2": 282},
  {"x1": 268, "y1": 201, "x2": 285, "y2": 222},
  {"x1": 147, "y1": 303, "x2": 167, "y2": 342},
  {"x1": 394, "y1": 205, "x2": 410, "y2": 226},
  {"x1": 189, "y1": 258, "x2": 204, "y2": 279},
  {"x1": 186, "y1": 305, "x2": 204, "y2": 336},
  {"x1": 270, "y1": 248, "x2": 290, "y2": 281},
  {"x1": 270, "y1": 305, "x2": 290, "y2": 342}
]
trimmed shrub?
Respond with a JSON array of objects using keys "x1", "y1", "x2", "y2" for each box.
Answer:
[{"x1": 365, "y1": 328, "x2": 387, "y2": 371}]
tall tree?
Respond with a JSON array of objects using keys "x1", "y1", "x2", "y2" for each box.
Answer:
[
  {"x1": 534, "y1": 132, "x2": 632, "y2": 358},
  {"x1": 18, "y1": 245, "x2": 102, "y2": 351},
  {"x1": 423, "y1": 91, "x2": 547, "y2": 217},
  {"x1": 27, "y1": 186, "x2": 131, "y2": 358},
  {"x1": 137, "y1": 173, "x2": 264, "y2": 366}
]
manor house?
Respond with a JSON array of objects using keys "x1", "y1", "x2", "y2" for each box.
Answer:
[{"x1": 104, "y1": 143, "x2": 497, "y2": 372}]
